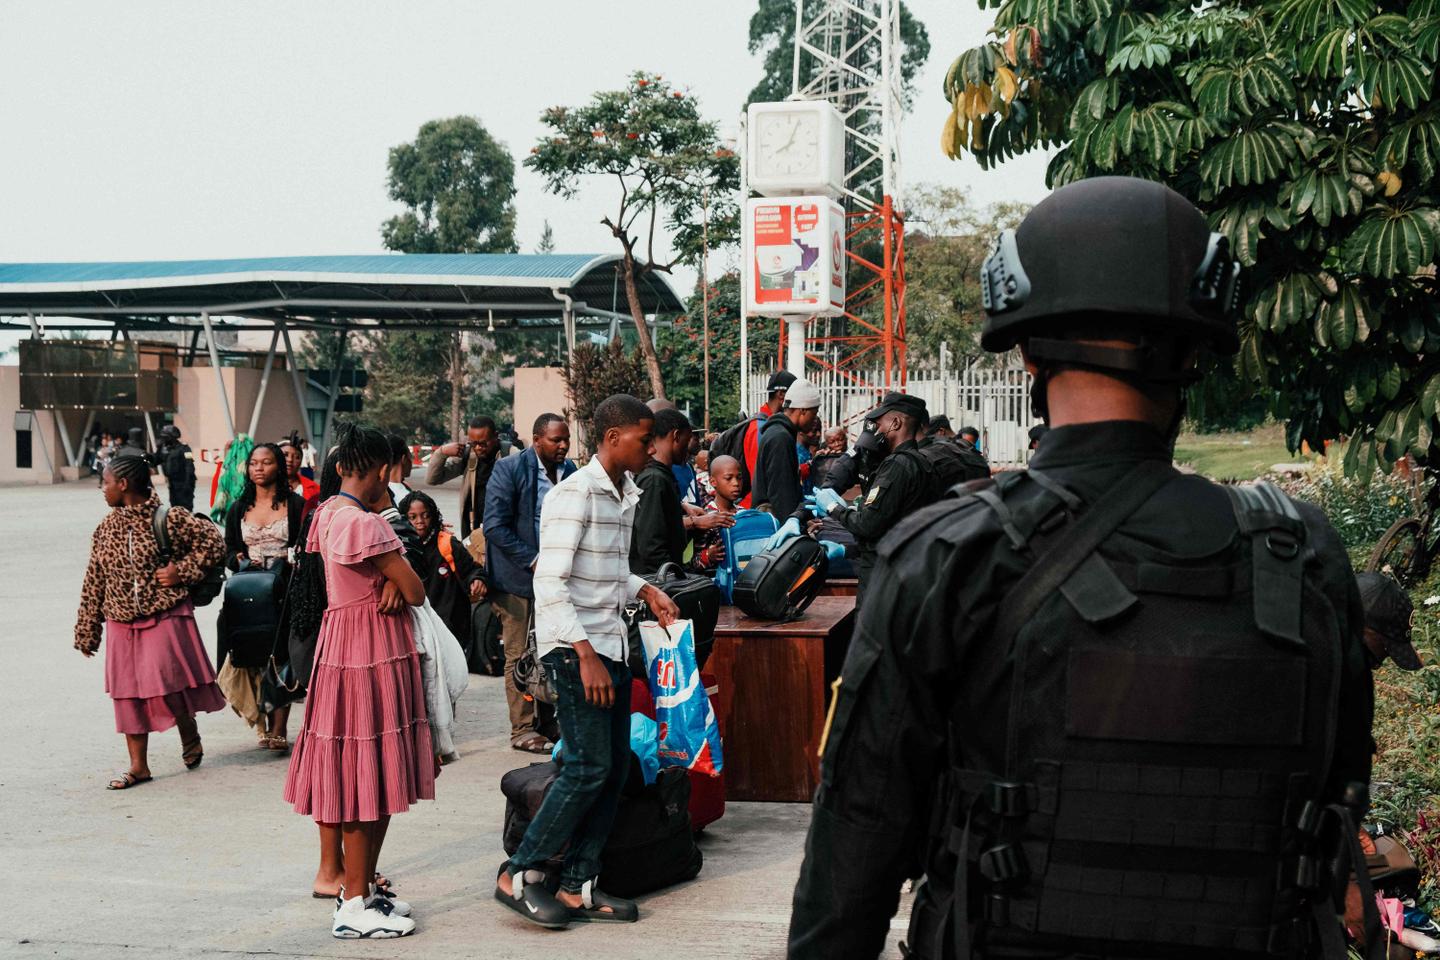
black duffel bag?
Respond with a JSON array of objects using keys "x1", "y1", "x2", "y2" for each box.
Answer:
[
  {"x1": 501, "y1": 759, "x2": 702, "y2": 898},
  {"x1": 221, "y1": 561, "x2": 287, "y2": 669},
  {"x1": 733, "y1": 535, "x2": 828, "y2": 622},
  {"x1": 623, "y1": 562, "x2": 721, "y2": 679}
]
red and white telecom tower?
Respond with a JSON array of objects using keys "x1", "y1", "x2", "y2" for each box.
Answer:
[{"x1": 740, "y1": 0, "x2": 907, "y2": 412}]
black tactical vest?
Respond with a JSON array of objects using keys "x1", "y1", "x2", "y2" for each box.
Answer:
[{"x1": 905, "y1": 466, "x2": 1351, "y2": 960}]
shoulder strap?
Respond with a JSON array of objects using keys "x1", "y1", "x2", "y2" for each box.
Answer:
[
  {"x1": 1222, "y1": 482, "x2": 1307, "y2": 645},
  {"x1": 438, "y1": 531, "x2": 455, "y2": 568},
  {"x1": 153, "y1": 504, "x2": 172, "y2": 559},
  {"x1": 990, "y1": 459, "x2": 1177, "y2": 649}
]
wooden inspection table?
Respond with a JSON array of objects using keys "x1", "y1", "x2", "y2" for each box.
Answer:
[
  {"x1": 818, "y1": 577, "x2": 858, "y2": 597},
  {"x1": 706, "y1": 596, "x2": 858, "y2": 803}
]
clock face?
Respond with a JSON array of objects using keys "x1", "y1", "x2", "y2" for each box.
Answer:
[{"x1": 756, "y1": 111, "x2": 821, "y2": 178}]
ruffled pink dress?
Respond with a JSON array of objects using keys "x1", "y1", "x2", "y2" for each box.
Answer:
[
  {"x1": 105, "y1": 601, "x2": 227, "y2": 734},
  {"x1": 283, "y1": 500, "x2": 435, "y2": 823}
]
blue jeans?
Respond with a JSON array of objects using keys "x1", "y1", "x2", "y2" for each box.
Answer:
[{"x1": 506, "y1": 648, "x2": 632, "y2": 892}]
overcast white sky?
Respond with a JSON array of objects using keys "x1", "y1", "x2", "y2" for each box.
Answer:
[{"x1": 0, "y1": 0, "x2": 1051, "y2": 310}]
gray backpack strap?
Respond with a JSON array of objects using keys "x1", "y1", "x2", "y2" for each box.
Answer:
[{"x1": 1222, "y1": 482, "x2": 1307, "y2": 645}]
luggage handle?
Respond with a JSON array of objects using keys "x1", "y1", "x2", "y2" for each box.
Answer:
[{"x1": 654, "y1": 562, "x2": 687, "y2": 583}]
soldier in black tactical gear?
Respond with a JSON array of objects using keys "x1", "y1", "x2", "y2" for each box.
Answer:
[
  {"x1": 788, "y1": 177, "x2": 1376, "y2": 960},
  {"x1": 812, "y1": 394, "x2": 932, "y2": 596},
  {"x1": 151, "y1": 424, "x2": 197, "y2": 511}
]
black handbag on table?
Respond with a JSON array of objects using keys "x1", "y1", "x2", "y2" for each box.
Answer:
[
  {"x1": 623, "y1": 562, "x2": 721, "y2": 679},
  {"x1": 732, "y1": 535, "x2": 828, "y2": 622}
]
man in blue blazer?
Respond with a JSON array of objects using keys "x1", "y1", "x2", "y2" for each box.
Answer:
[{"x1": 483, "y1": 413, "x2": 578, "y2": 752}]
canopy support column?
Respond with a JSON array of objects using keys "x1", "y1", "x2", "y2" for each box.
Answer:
[
  {"x1": 54, "y1": 407, "x2": 78, "y2": 468},
  {"x1": 142, "y1": 413, "x2": 157, "y2": 453},
  {"x1": 319, "y1": 330, "x2": 347, "y2": 457},
  {"x1": 278, "y1": 322, "x2": 313, "y2": 447},
  {"x1": 201, "y1": 311, "x2": 236, "y2": 439},
  {"x1": 246, "y1": 328, "x2": 281, "y2": 439}
]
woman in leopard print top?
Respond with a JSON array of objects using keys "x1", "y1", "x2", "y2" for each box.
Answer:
[{"x1": 75, "y1": 456, "x2": 227, "y2": 790}]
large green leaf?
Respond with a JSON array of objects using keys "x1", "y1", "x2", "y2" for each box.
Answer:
[
  {"x1": 1317, "y1": 284, "x2": 1373, "y2": 349},
  {"x1": 1343, "y1": 208, "x2": 1440, "y2": 278},
  {"x1": 1198, "y1": 123, "x2": 1301, "y2": 189},
  {"x1": 1375, "y1": 106, "x2": 1440, "y2": 182},
  {"x1": 1421, "y1": 371, "x2": 1440, "y2": 418},
  {"x1": 1277, "y1": 0, "x2": 1373, "y2": 40},
  {"x1": 1364, "y1": 52, "x2": 1434, "y2": 111},
  {"x1": 1287, "y1": 169, "x2": 1364, "y2": 227},
  {"x1": 1066, "y1": 76, "x2": 1120, "y2": 131},
  {"x1": 1257, "y1": 272, "x2": 1322, "y2": 333},
  {"x1": 1212, "y1": 198, "x2": 1267, "y2": 265}
]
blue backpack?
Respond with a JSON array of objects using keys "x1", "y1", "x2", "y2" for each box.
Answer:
[{"x1": 714, "y1": 509, "x2": 779, "y2": 604}]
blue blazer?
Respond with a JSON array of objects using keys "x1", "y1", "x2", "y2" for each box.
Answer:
[{"x1": 482, "y1": 447, "x2": 577, "y2": 598}]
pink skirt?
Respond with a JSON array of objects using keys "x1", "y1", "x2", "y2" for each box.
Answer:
[
  {"x1": 105, "y1": 601, "x2": 226, "y2": 734},
  {"x1": 282, "y1": 598, "x2": 435, "y2": 823}
]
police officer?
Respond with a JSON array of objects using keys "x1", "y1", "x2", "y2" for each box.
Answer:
[
  {"x1": 812, "y1": 393, "x2": 931, "y2": 596},
  {"x1": 787, "y1": 177, "x2": 1375, "y2": 959},
  {"x1": 151, "y1": 424, "x2": 197, "y2": 511}
]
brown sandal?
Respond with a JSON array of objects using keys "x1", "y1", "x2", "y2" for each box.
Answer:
[
  {"x1": 107, "y1": 771, "x2": 153, "y2": 790},
  {"x1": 512, "y1": 733, "x2": 553, "y2": 754},
  {"x1": 181, "y1": 732, "x2": 204, "y2": 770}
]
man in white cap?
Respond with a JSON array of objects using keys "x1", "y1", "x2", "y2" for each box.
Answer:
[{"x1": 752, "y1": 377, "x2": 821, "y2": 521}]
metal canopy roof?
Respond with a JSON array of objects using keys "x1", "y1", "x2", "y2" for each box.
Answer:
[{"x1": 0, "y1": 253, "x2": 683, "y2": 330}]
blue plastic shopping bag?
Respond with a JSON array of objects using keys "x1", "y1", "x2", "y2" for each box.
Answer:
[{"x1": 639, "y1": 619, "x2": 724, "y2": 776}]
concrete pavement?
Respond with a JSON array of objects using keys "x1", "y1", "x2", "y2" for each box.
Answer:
[{"x1": 1, "y1": 479, "x2": 911, "y2": 959}]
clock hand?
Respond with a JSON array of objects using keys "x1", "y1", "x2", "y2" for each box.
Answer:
[{"x1": 778, "y1": 119, "x2": 799, "y2": 153}]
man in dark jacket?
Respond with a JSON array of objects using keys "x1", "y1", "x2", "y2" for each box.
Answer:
[
  {"x1": 483, "y1": 413, "x2": 577, "y2": 753},
  {"x1": 752, "y1": 377, "x2": 821, "y2": 521},
  {"x1": 630, "y1": 408, "x2": 733, "y2": 574}
]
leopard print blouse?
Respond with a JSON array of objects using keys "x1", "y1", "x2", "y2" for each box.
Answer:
[{"x1": 74, "y1": 492, "x2": 225, "y2": 651}]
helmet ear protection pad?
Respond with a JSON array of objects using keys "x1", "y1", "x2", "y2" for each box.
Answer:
[{"x1": 980, "y1": 229, "x2": 1243, "y2": 324}]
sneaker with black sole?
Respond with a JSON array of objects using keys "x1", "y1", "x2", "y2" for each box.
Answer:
[{"x1": 332, "y1": 894, "x2": 416, "y2": 939}]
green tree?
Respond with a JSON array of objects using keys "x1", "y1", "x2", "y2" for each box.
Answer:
[
  {"x1": 527, "y1": 72, "x2": 740, "y2": 400},
  {"x1": 536, "y1": 219, "x2": 556, "y2": 254},
  {"x1": 382, "y1": 116, "x2": 518, "y2": 254},
  {"x1": 657, "y1": 272, "x2": 780, "y2": 429},
  {"x1": 746, "y1": 0, "x2": 931, "y2": 107},
  {"x1": 379, "y1": 115, "x2": 520, "y2": 439},
  {"x1": 903, "y1": 183, "x2": 1028, "y2": 363},
  {"x1": 940, "y1": 1, "x2": 1440, "y2": 474},
  {"x1": 564, "y1": 337, "x2": 651, "y2": 453}
]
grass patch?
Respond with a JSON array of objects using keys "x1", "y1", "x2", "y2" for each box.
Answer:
[{"x1": 1173, "y1": 423, "x2": 1301, "y2": 481}]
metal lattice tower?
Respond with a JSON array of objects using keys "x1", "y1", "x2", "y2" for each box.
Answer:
[
  {"x1": 791, "y1": 0, "x2": 908, "y2": 398},
  {"x1": 791, "y1": 0, "x2": 903, "y2": 208}
]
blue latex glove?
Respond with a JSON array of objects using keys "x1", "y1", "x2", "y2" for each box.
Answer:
[
  {"x1": 814, "y1": 487, "x2": 847, "y2": 516},
  {"x1": 763, "y1": 516, "x2": 803, "y2": 552},
  {"x1": 819, "y1": 540, "x2": 847, "y2": 562}
]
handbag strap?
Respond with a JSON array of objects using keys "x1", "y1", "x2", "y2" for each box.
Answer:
[{"x1": 152, "y1": 504, "x2": 172, "y2": 562}]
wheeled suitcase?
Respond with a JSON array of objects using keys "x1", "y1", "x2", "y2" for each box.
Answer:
[
  {"x1": 732, "y1": 535, "x2": 828, "y2": 621},
  {"x1": 630, "y1": 675, "x2": 726, "y2": 832}
]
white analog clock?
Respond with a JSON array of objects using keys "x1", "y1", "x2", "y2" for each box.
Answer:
[{"x1": 746, "y1": 100, "x2": 845, "y2": 197}]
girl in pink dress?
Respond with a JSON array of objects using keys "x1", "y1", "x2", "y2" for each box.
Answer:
[{"x1": 282, "y1": 424, "x2": 432, "y2": 939}]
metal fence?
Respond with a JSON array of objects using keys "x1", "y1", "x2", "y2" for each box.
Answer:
[{"x1": 747, "y1": 352, "x2": 1037, "y2": 464}]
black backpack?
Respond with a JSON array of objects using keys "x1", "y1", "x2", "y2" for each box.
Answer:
[
  {"x1": 733, "y1": 535, "x2": 828, "y2": 621},
  {"x1": 901, "y1": 439, "x2": 990, "y2": 504},
  {"x1": 468, "y1": 599, "x2": 505, "y2": 676},
  {"x1": 624, "y1": 563, "x2": 721, "y2": 679},
  {"x1": 710, "y1": 417, "x2": 757, "y2": 496},
  {"x1": 153, "y1": 505, "x2": 225, "y2": 607},
  {"x1": 905, "y1": 465, "x2": 1371, "y2": 959}
]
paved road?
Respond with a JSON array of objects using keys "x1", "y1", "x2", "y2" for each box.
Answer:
[{"x1": 2, "y1": 479, "x2": 910, "y2": 959}]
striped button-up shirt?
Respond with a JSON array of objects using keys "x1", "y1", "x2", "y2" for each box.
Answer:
[{"x1": 533, "y1": 457, "x2": 648, "y2": 663}]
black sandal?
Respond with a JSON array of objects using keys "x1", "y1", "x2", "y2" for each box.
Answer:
[
  {"x1": 565, "y1": 880, "x2": 639, "y2": 924},
  {"x1": 494, "y1": 864, "x2": 569, "y2": 930}
]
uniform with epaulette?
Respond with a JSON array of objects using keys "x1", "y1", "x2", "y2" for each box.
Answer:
[
  {"x1": 152, "y1": 425, "x2": 197, "y2": 512},
  {"x1": 787, "y1": 177, "x2": 1377, "y2": 960}
]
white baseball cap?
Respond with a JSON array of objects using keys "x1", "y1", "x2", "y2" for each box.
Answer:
[{"x1": 783, "y1": 378, "x2": 822, "y2": 410}]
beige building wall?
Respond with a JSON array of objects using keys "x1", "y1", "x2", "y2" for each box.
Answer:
[
  {"x1": 512, "y1": 367, "x2": 581, "y2": 453},
  {"x1": 0, "y1": 367, "x2": 64, "y2": 484}
]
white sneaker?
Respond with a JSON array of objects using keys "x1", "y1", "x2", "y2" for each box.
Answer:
[
  {"x1": 332, "y1": 894, "x2": 416, "y2": 939},
  {"x1": 368, "y1": 884, "x2": 411, "y2": 918}
]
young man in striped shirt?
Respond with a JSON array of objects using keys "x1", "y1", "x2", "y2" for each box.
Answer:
[{"x1": 496, "y1": 393, "x2": 680, "y2": 929}]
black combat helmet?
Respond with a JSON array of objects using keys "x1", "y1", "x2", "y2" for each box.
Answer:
[{"x1": 979, "y1": 176, "x2": 1242, "y2": 361}]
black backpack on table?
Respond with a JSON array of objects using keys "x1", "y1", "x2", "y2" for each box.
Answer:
[{"x1": 732, "y1": 535, "x2": 828, "y2": 622}]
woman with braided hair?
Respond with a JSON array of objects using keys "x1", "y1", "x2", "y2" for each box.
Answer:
[
  {"x1": 283, "y1": 424, "x2": 432, "y2": 939},
  {"x1": 74, "y1": 456, "x2": 227, "y2": 790}
]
